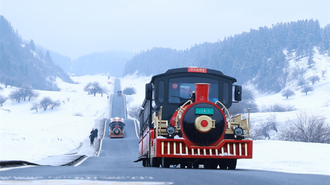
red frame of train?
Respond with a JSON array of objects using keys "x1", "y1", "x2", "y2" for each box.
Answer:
[
  {"x1": 109, "y1": 117, "x2": 125, "y2": 138},
  {"x1": 135, "y1": 67, "x2": 253, "y2": 169}
]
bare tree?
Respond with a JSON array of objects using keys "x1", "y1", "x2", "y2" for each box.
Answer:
[
  {"x1": 9, "y1": 90, "x2": 22, "y2": 103},
  {"x1": 128, "y1": 105, "x2": 140, "y2": 119},
  {"x1": 51, "y1": 100, "x2": 61, "y2": 110},
  {"x1": 22, "y1": 87, "x2": 39, "y2": 101},
  {"x1": 281, "y1": 111, "x2": 330, "y2": 143},
  {"x1": 17, "y1": 87, "x2": 38, "y2": 101},
  {"x1": 297, "y1": 79, "x2": 306, "y2": 87},
  {"x1": 282, "y1": 89, "x2": 295, "y2": 99},
  {"x1": 261, "y1": 104, "x2": 296, "y2": 112},
  {"x1": 250, "y1": 114, "x2": 278, "y2": 140},
  {"x1": 99, "y1": 87, "x2": 107, "y2": 97},
  {"x1": 266, "y1": 114, "x2": 278, "y2": 132},
  {"x1": 301, "y1": 85, "x2": 313, "y2": 95},
  {"x1": 30, "y1": 103, "x2": 39, "y2": 112},
  {"x1": 123, "y1": 87, "x2": 136, "y2": 95},
  {"x1": 84, "y1": 82, "x2": 102, "y2": 96},
  {"x1": 307, "y1": 75, "x2": 320, "y2": 85},
  {"x1": 39, "y1": 97, "x2": 53, "y2": 111}
]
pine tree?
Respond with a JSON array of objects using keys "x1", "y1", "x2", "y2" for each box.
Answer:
[
  {"x1": 45, "y1": 50, "x2": 52, "y2": 62},
  {"x1": 29, "y1": 39, "x2": 35, "y2": 51}
]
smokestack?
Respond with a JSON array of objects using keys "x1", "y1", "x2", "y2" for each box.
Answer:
[{"x1": 194, "y1": 83, "x2": 210, "y2": 102}]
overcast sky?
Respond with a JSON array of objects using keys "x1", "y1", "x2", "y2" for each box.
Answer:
[{"x1": 0, "y1": 0, "x2": 329, "y2": 59}]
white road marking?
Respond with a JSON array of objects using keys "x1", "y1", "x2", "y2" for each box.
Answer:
[
  {"x1": 0, "y1": 165, "x2": 35, "y2": 172},
  {"x1": 0, "y1": 180, "x2": 173, "y2": 184}
]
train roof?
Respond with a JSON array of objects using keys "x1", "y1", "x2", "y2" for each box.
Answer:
[
  {"x1": 110, "y1": 117, "x2": 124, "y2": 123},
  {"x1": 150, "y1": 67, "x2": 237, "y2": 83}
]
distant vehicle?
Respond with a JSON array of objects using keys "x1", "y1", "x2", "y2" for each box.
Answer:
[
  {"x1": 135, "y1": 67, "x2": 252, "y2": 169},
  {"x1": 117, "y1": 91, "x2": 122, "y2": 96},
  {"x1": 109, "y1": 117, "x2": 125, "y2": 138}
]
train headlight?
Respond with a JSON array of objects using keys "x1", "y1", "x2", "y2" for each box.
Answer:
[
  {"x1": 195, "y1": 115, "x2": 215, "y2": 133},
  {"x1": 234, "y1": 127, "x2": 243, "y2": 136},
  {"x1": 166, "y1": 126, "x2": 175, "y2": 138}
]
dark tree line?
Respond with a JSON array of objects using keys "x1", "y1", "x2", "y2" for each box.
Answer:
[
  {"x1": 8, "y1": 87, "x2": 39, "y2": 103},
  {"x1": 123, "y1": 19, "x2": 330, "y2": 93},
  {"x1": 30, "y1": 97, "x2": 61, "y2": 112}
]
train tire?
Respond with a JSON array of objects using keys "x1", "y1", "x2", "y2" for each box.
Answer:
[
  {"x1": 193, "y1": 162, "x2": 199, "y2": 169},
  {"x1": 204, "y1": 162, "x2": 216, "y2": 169},
  {"x1": 219, "y1": 159, "x2": 237, "y2": 169},
  {"x1": 151, "y1": 158, "x2": 160, "y2": 167},
  {"x1": 161, "y1": 158, "x2": 170, "y2": 168},
  {"x1": 227, "y1": 159, "x2": 237, "y2": 170},
  {"x1": 142, "y1": 159, "x2": 147, "y2": 167}
]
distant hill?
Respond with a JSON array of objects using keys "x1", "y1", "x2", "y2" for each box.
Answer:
[
  {"x1": 33, "y1": 44, "x2": 133, "y2": 78},
  {"x1": 0, "y1": 15, "x2": 73, "y2": 90},
  {"x1": 123, "y1": 19, "x2": 330, "y2": 92},
  {"x1": 70, "y1": 51, "x2": 134, "y2": 77},
  {"x1": 34, "y1": 47, "x2": 134, "y2": 78}
]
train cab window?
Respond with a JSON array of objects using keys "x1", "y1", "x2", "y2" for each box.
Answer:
[
  {"x1": 169, "y1": 77, "x2": 219, "y2": 103},
  {"x1": 158, "y1": 80, "x2": 165, "y2": 103},
  {"x1": 223, "y1": 82, "x2": 229, "y2": 104}
]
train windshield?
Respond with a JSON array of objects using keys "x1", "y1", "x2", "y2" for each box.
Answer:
[
  {"x1": 168, "y1": 77, "x2": 219, "y2": 103},
  {"x1": 110, "y1": 122, "x2": 125, "y2": 129}
]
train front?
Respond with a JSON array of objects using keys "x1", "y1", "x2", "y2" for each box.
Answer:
[
  {"x1": 109, "y1": 117, "x2": 125, "y2": 138},
  {"x1": 151, "y1": 83, "x2": 252, "y2": 169}
]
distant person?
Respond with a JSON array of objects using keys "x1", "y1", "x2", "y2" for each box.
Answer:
[
  {"x1": 94, "y1": 128, "x2": 98, "y2": 139},
  {"x1": 89, "y1": 132, "x2": 95, "y2": 146}
]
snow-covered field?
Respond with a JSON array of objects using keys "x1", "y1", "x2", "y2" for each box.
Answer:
[
  {"x1": 1, "y1": 50, "x2": 330, "y2": 176},
  {"x1": 0, "y1": 75, "x2": 114, "y2": 161}
]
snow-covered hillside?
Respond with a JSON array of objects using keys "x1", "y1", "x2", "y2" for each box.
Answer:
[
  {"x1": 1, "y1": 51, "x2": 330, "y2": 176},
  {"x1": 0, "y1": 75, "x2": 114, "y2": 161}
]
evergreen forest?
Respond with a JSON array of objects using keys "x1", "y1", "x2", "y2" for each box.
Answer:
[{"x1": 123, "y1": 19, "x2": 330, "y2": 92}]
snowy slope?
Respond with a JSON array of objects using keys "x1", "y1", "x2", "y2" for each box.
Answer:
[
  {"x1": 0, "y1": 49, "x2": 329, "y2": 175},
  {"x1": 0, "y1": 75, "x2": 114, "y2": 161}
]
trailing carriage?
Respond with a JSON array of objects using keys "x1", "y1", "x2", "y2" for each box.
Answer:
[
  {"x1": 109, "y1": 117, "x2": 125, "y2": 138},
  {"x1": 134, "y1": 67, "x2": 252, "y2": 169}
]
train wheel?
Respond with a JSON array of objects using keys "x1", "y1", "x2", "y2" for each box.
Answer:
[
  {"x1": 204, "y1": 160, "x2": 218, "y2": 169},
  {"x1": 208, "y1": 162, "x2": 218, "y2": 169},
  {"x1": 142, "y1": 159, "x2": 147, "y2": 167},
  {"x1": 143, "y1": 158, "x2": 151, "y2": 167},
  {"x1": 227, "y1": 159, "x2": 237, "y2": 170},
  {"x1": 151, "y1": 158, "x2": 160, "y2": 167},
  {"x1": 161, "y1": 158, "x2": 170, "y2": 168},
  {"x1": 180, "y1": 162, "x2": 190, "y2": 168},
  {"x1": 193, "y1": 162, "x2": 199, "y2": 169},
  {"x1": 219, "y1": 163, "x2": 227, "y2": 169},
  {"x1": 219, "y1": 159, "x2": 237, "y2": 169}
]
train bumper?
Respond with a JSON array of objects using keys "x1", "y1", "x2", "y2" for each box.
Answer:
[{"x1": 151, "y1": 138, "x2": 252, "y2": 159}]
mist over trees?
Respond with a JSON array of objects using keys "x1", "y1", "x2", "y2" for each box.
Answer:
[
  {"x1": 123, "y1": 19, "x2": 330, "y2": 93},
  {"x1": 70, "y1": 52, "x2": 134, "y2": 77},
  {"x1": 0, "y1": 15, "x2": 73, "y2": 91}
]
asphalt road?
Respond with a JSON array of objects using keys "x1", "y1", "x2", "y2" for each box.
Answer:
[{"x1": 0, "y1": 79, "x2": 329, "y2": 185}]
